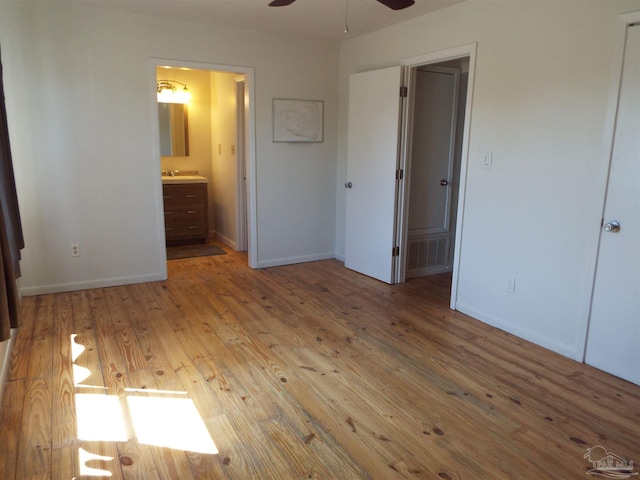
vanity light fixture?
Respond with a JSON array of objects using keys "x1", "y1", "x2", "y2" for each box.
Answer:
[{"x1": 156, "y1": 80, "x2": 191, "y2": 104}]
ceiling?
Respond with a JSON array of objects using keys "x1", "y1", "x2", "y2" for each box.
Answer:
[{"x1": 72, "y1": 0, "x2": 464, "y2": 41}]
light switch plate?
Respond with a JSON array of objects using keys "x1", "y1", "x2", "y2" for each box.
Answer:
[{"x1": 483, "y1": 152, "x2": 493, "y2": 169}]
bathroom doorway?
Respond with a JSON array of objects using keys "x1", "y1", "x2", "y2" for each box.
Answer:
[{"x1": 153, "y1": 60, "x2": 256, "y2": 267}]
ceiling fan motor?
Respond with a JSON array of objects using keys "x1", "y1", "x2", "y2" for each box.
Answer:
[{"x1": 268, "y1": 0, "x2": 415, "y2": 11}]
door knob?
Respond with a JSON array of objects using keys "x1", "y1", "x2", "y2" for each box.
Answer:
[
  {"x1": 604, "y1": 220, "x2": 620, "y2": 232},
  {"x1": 440, "y1": 179, "x2": 449, "y2": 186},
  {"x1": 345, "y1": 182, "x2": 353, "y2": 189}
]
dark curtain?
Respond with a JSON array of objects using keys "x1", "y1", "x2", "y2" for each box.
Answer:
[{"x1": 0, "y1": 47, "x2": 25, "y2": 342}]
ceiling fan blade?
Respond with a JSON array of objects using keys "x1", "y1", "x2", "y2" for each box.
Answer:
[
  {"x1": 376, "y1": 0, "x2": 415, "y2": 10},
  {"x1": 268, "y1": 0, "x2": 296, "y2": 6}
]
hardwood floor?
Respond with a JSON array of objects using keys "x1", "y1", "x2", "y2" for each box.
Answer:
[{"x1": 1, "y1": 248, "x2": 639, "y2": 479}]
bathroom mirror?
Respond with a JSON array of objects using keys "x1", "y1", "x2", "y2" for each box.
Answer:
[{"x1": 158, "y1": 103, "x2": 189, "y2": 156}]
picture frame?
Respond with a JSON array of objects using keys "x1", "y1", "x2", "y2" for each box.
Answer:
[{"x1": 273, "y1": 98, "x2": 324, "y2": 143}]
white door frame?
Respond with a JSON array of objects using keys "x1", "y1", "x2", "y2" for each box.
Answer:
[
  {"x1": 575, "y1": 11, "x2": 640, "y2": 362},
  {"x1": 149, "y1": 58, "x2": 258, "y2": 270},
  {"x1": 235, "y1": 75, "x2": 248, "y2": 252},
  {"x1": 397, "y1": 43, "x2": 477, "y2": 310}
]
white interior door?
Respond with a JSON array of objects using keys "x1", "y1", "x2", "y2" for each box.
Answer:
[
  {"x1": 585, "y1": 23, "x2": 640, "y2": 385},
  {"x1": 345, "y1": 66, "x2": 402, "y2": 283},
  {"x1": 408, "y1": 68, "x2": 457, "y2": 235}
]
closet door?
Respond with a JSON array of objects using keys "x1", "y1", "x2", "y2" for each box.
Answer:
[{"x1": 585, "y1": 23, "x2": 640, "y2": 385}]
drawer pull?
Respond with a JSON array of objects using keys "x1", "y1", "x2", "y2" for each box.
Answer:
[
  {"x1": 186, "y1": 194, "x2": 197, "y2": 198},
  {"x1": 186, "y1": 210, "x2": 198, "y2": 214},
  {"x1": 187, "y1": 226, "x2": 200, "y2": 230}
]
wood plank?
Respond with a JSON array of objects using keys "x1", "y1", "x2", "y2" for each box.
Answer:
[
  {"x1": 49, "y1": 293, "x2": 83, "y2": 479},
  {"x1": 51, "y1": 294, "x2": 76, "y2": 450},
  {"x1": 25, "y1": 294, "x2": 54, "y2": 381},
  {"x1": 0, "y1": 378, "x2": 26, "y2": 479},
  {"x1": 8, "y1": 296, "x2": 37, "y2": 381},
  {"x1": 15, "y1": 378, "x2": 52, "y2": 479}
]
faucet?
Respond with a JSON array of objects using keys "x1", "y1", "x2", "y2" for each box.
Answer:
[{"x1": 162, "y1": 170, "x2": 180, "y2": 177}]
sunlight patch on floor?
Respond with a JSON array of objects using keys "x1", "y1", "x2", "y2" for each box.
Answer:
[
  {"x1": 78, "y1": 447, "x2": 114, "y2": 477},
  {"x1": 75, "y1": 394, "x2": 128, "y2": 442},
  {"x1": 127, "y1": 396, "x2": 218, "y2": 454},
  {"x1": 70, "y1": 334, "x2": 219, "y2": 477},
  {"x1": 73, "y1": 363, "x2": 91, "y2": 384},
  {"x1": 71, "y1": 334, "x2": 85, "y2": 362}
]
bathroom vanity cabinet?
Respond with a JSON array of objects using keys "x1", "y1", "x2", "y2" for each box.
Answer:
[{"x1": 162, "y1": 182, "x2": 208, "y2": 245}]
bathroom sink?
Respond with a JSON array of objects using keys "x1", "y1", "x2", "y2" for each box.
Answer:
[{"x1": 161, "y1": 175, "x2": 207, "y2": 184}]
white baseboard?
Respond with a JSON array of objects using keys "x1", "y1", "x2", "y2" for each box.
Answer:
[
  {"x1": 257, "y1": 252, "x2": 335, "y2": 269},
  {"x1": 455, "y1": 301, "x2": 575, "y2": 359},
  {"x1": 19, "y1": 272, "x2": 166, "y2": 296},
  {"x1": 214, "y1": 231, "x2": 238, "y2": 251},
  {"x1": 0, "y1": 330, "x2": 16, "y2": 408}
]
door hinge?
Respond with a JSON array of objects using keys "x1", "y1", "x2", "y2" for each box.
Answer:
[
  {"x1": 400, "y1": 85, "x2": 408, "y2": 97},
  {"x1": 396, "y1": 169, "x2": 404, "y2": 180},
  {"x1": 392, "y1": 246, "x2": 400, "y2": 257}
]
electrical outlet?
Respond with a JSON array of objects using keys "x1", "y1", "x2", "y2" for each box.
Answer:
[
  {"x1": 71, "y1": 243, "x2": 80, "y2": 257},
  {"x1": 506, "y1": 276, "x2": 516, "y2": 294}
]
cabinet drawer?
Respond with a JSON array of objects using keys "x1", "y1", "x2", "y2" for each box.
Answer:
[
  {"x1": 162, "y1": 184, "x2": 206, "y2": 204},
  {"x1": 164, "y1": 210, "x2": 206, "y2": 228},
  {"x1": 164, "y1": 205, "x2": 205, "y2": 217},
  {"x1": 165, "y1": 222, "x2": 207, "y2": 238}
]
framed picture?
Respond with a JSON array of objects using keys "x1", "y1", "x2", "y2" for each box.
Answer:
[{"x1": 273, "y1": 98, "x2": 324, "y2": 143}]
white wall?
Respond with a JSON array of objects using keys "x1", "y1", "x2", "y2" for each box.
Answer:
[
  {"x1": 336, "y1": 0, "x2": 639, "y2": 359},
  {"x1": 210, "y1": 71, "x2": 239, "y2": 248},
  {"x1": 0, "y1": 1, "x2": 339, "y2": 294},
  {"x1": 0, "y1": 331, "x2": 14, "y2": 406}
]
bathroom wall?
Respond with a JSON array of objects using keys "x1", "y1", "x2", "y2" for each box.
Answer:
[{"x1": 210, "y1": 71, "x2": 239, "y2": 248}]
